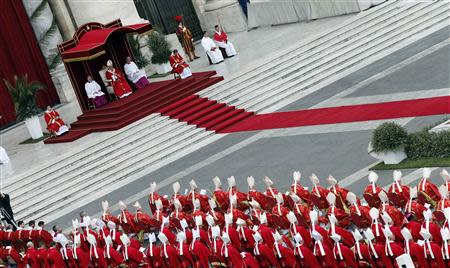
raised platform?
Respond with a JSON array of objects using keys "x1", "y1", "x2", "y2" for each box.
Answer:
[{"x1": 45, "y1": 72, "x2": 223, "y2": 144}]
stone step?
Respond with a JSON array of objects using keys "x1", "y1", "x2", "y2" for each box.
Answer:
[
  {"x1": 213, "y1": 1, "x2": 433, "y2": 106},
  {"x1": 199, "y1": 0, "x2": 403, "y2": 98}
]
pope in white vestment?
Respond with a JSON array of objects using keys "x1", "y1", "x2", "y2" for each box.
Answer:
[
  {"x1": 124, "y1": 57, "x2": 150, "y2": 89},
  {"x1": 201, "y1": 32, "x2": 224, "y2": 64},
  {"x1": 0, "y1": 146, "x2": 13, "y2": 180},
  {"x1": 85, "y1": 76, "x2": 107, "y2": 108},
  {"x1": 213, "y1": 25, "x2": 237, "y2": 57}
]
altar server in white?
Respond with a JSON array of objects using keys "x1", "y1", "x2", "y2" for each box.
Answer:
[
  {"x1": 124, "y1": 56, "x2": 150, "y2": 89},
  {"x1": 85, "y1": 76, "x2": 107, "y2": 108},
  {"x1": 201, "y1": 31, "x2": 224, "y2": 64}
]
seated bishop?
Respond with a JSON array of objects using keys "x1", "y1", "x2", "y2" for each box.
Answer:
[
  {"x1": 85, "y1": 75, "x2": 107, "y2": 108},
  {"x1": 202, "y1": 31, "x2": 224, "y2": 65},
  {"x1": 169, "y1": 49, "x2": 192, "y2": 79},
  {"x1": 124, "y1": 56, "x2": 150, "y2": 89},
  {"x1": 214, "y1": 25, "x2": 237, "y2": 57},
  {"x1": 44, "y1": 106, "x2": 69, "y2": 136}
]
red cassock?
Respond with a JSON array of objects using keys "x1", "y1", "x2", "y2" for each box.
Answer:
[
  {"x1": 334, "y1": 243, "x2": 358, "y2": 268},
  {"x1": 207, "y1": 210, "x2": 225, "y2": 227},
  {"x1": 249, "y1": 189, "x2": 276, "y2": 211},
  {"x1": 146, "y1": 245, "x2": 165, "y2": 268},
  {"x1": 313, "y1": 243, "x2": 338, "y2": 268},
  {"x1": 228, "y1": 187, "x2": 249, "y2": 211},
  {"x1": 310, "y1": 185, "x2": 330, "y2": 210},
  {"x1": 89, "y1": 245, "x2": 108, "y2": 268},
  {"x1": 421, "y1": 222, "x2": 442, "y2": 245},
  {"x1": 160, "y1": 244, "x2": 181, "y2": 267},
  {"x1": 105, "y1": 69, "x2": 132, "y2": 98},
  {"x1": 330, "y1": 226, "x2": 355, "y2": 248},
  {"x1": 212, "y1": 188, "x2": 229, "y2": 212},
  {"x1": 118, "y1": 209, "x2": 137, "y2": 233},
  {"x1": 405, "y1": 221, "x2": 423, "y2": 242},
  {"x1": 352, "y1": 242, "x2": 377, "y2": 268},
  {"x1": 44, "y1": 110, "x2": 65, "y2": 134},
  {"x1": 258, "y1": 224, "x2": 276, "y2": 249},
  {"x1": 210, "y1": 238, "x2": 227, "y2": 268},
  {"x1": 295, "y1": 244, "x2": 320, "y2": 267},
  {"x1": 388, "y1": 183, "x2": 410, "y2": 208},
  {"x1": 363, "y1": 185, "x2": 384, "y2": 208},
  {"x1": 169, "y1": 54, "x2": 189, "y2": 75},
  {"x1": 73, "y1": 247, "x2": 90, "y2": 268},
  {"x1": 221, "y1": 243, "x2": 245, "y2": 268},
  {"x1": 104, "y1": 246, "x2": 124, "y2": 267},
  {"x1": 213, "y1": 31, "x2": 228, "y2": 43},
  {"x1": 25, "y1": 248, "x2": 40, "y2": 268},
  {"x1": 381, "y1": 204, "x2": 407, "y2": 228},
  {"x1": 224, "y1": 225, "x2": 242, "y2": 252},
  {"x1": 191, "y1": 240, "x2": 211, "y2": 268},
  {"x1": 46, "y1": 247, "x2": 66, "y2": 268},
  {"x1": 241, "y1": 252, "x2": 260, "y2": 268},
  {"x1": 177, "y1": 242, "x2": 194, "y2": 268},
  {"x1": 135, "y1": 210, "x2": 159, "y2": 232},
  {"x1": 292, "y1": 203, "x2": 311, "y2": 228},
  {"x1": 148, "y1": 193, "x2": 170, "y2": 213},
  {"x1": 329, "y1": 185, "x2": 350, "y2": 210},
  {"x1": 102, "y1": 212, "x2": 119, "y2": 225},
  {"x1": 291, "y1": 225, "x2": 312, "y2": 249},
  {"x1": 327, "y1": 206, "x2": 351, "y2": 228},
  {"x1": 275, "y1": 243, "x2": 299, "y2": 267},
  {"x1": 62, "y1": 247, "x2": 79, "y2": 268},
  {"x1": 161, "y1": 227, "x2": 177, "y2": 246},
  {"x1": 3, "y1": 246, "x2": 25, "y2": 268},
  {"x1": 291, "y1": 183, "x2": 311, "y2": 203},
  {"x1": 434, "y1": 198, "x2": 450, "y2": 223},
  {"x1": 422, "y1": 241, "x2": 445, "y2": 268},
  {"x1": 417, "y1": 178, "x2": 441, "y2": 207},
  {"x1": 271, "y1": 204, "x2": 290, "y2": 229},
  {"x1": 405, "y1": 200, "x2": 426, "y2": 223},
  {"x1": 36, "y1": 247, "x2": 48, "y2": 268},
  {"x1": 349, "y1": 205, "x2": 371, "y2": 229},
  {"x1": 254, "y1": 242, "x2": 280, "y2": 267},
  {"x1": 405, "y1": 241, "x2": 430, "y2": 268},
  {"x1": 124, "y1": 246, "x2": 149, "y2": 268},
  {"x1": 237, "y1": 227, "x2": 255, "y2": 251}
]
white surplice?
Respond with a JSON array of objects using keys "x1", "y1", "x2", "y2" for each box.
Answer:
[
  {"x1": 0, "y1": 146, "x2": 13, "y2": 180},
  {"x1": 124, "y1": 62, "x2": 146, "y2": 83},
  {"x1": 201, "y1": 37, "x2": 224, "y2": 64},
  {"x1": 215, "y1": 31, "x2": 237, "y2": 57},
  {"x1": 85, "y1": 81, "x2": 105, "y2": 99}
]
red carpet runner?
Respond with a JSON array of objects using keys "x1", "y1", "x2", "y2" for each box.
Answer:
[
  {"x1": 221, "y1": 96, "x2": 450, "y2": 133},
  {"x1": 45, "y1": 72, "x2": 228, "y2": 144}
]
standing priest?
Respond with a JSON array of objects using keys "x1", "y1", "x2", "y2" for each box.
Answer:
[{"x1": 202, "y1": 31, "x2": 224, "y2": 64}]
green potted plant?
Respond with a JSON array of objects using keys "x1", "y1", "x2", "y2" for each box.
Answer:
[
  {"x1": 369, "y1": 122, "x2": 408, "y2": 164},
  {"x1": 4, "y1": 75, "x2": 45, "y2": 139},
  {"x1": 147, "y1": 30, "x2": 172, "y2": 74}
]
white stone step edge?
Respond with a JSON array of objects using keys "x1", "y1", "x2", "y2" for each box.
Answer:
[
  {"x1": 199, "y1": 0, "x2": 397, "y2": 95},
  {"x1": 258, "y1": 18, "x2": 450, "y2": 115},
  {"x1": 19, "y1": 130, "x2": 218, "y2": 222},
  {"x1": 235, "y1": 2, "x2": 448, "y2": 111},
  {"x1": 213, "y1": 1, "x2": 436, "y2": 105},
  {"x1": 202, "y1": 1, "x2": 416, "y2": 100},
  {"x1": 12, "y1": 121, "x2": 202, "y2": 207},
  {"x1": 14, "y1": 126, "x2": 211, "y2": 218},
  {"x1": 5, "y1": 115, "x2": 178, "y2": 193},
  {"x1": 5, "y1": 113, "x2": 165, "y2": 186}
]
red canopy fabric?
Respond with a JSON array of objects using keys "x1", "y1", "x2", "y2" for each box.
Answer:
[{"x1": 60, "y1": 22, "x2": 151, "y2": 62}]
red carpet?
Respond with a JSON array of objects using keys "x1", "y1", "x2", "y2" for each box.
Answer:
[
  {"x1": 221, "y1": 96, "x2": 450, "y2": 133},
  {"x1": 45, "y1": 71, "x2": 223, "y2": 144}
]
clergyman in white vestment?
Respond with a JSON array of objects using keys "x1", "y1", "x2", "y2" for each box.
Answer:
[
  {"x1": 124, "y1": 56, "x2": 150, "y2": 89},
  {"x1": 201, "y1": 31, "x2": 224, "y2": 64},
  {"x1": 213, "y1": 25, "x2": 237, "y2": 57},
  {"x1": 85, "y1": 76, "x2": 107, "y2": 108}
]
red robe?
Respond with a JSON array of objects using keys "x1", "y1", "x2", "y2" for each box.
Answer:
[
  {"x1": 105, "y1": 68, "x2": 132, "y2": 98},
  {"x1": 417, "y1": 178, "x2": 441, "y2": 207},
  {"x1": 212, "y1": 188, "x2": 229, "y2": 212},
  {"x1": 169, "y1": 54, "x2": 189, "y2": 74},
  {"x1": 146, "y1": 245, "x2": 165, "y2": 268},
  {"x1": 104, "y1": 246, "x2": 124, "y2": 267},
  {"x1": 177, "y1": 242, "x2": 194, "y2": 268},
  {"x1": 46, "y1": 247, "x2": 65, "y2": 268},
  {"x1": 36, "y1": 248, "x2": 48, "y2": 268},
  {"x1": 363, "y1": 184, "x2": 384, "y2": 208},
  {"x1": 191, "y1": 240, "x2": 211, "y2": 268},
  {"x1": 123, "y1": 246, "x2": 149, "y2": 268},
  {"x1": 352, "y1": 242, "x2": 377, "y2": 268},
  {"x1": 134, "y1": 210, "x2": 159, "y2": 233},
  {"x1": 388, "y1": 183, "x2": 410, "y2": 208},
  {"x1": 213, "y1": 31, "x2": 228, "y2": 43},
  {"x1": 73, "y1": 247, "x2": 90, "y2": 268},
  {"x1": 310, "y1": 185, "x2": 330, "y2": 210},
  {"x1": 221, "y1": 243, "x2": 245, "y2": 268},
  {"x1": 333, "y1": 243, "x2": 358, "y2": 268},
  {"x1": 405, "y1": 241, "x2": 430, "y2": 268},
  {"x1": 295, "y1": 244, "x2": 320, "y2": 267},
  {"x1": 44, "y1": 110, "x2": 65, "y2": 133},
  {"x1": 159, "y1": 244, "x2": 181, "y2": 267},
  {"x1": 25, "y1": 247, "x2": 41, "y2": 268}
]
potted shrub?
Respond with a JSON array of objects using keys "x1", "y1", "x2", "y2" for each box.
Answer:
[
  {"x1": 127, "y1": 34, "x2": 150, "y2": 76},
  {"x1": 4, "y1": 75, "x2": 44, "y2": 139},
  {"x1": 147, "y1": 30, "x2": 172, "y2": 74},
  {"x1": 368, "y1": 122, "x2": 408, "y2": 164}
]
